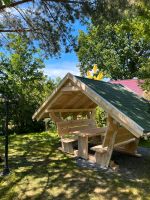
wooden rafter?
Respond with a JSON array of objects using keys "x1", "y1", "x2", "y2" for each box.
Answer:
[
  {"x1": 61, "y1": 86, "x2": 80, "y2": 92},
  {"x1": 114, "y1": 138, "x2": 136, "y2": 148},
  {"x1": 48, "y1": 108, "x2": 94, "y2": 112}
]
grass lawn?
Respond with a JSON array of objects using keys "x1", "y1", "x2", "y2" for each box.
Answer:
[
  {"x1": 0, "y1": 132, "x2": 150, "y2": 200},
  {"x1": 139, "y1": 139, "x2": 150, "y2": 148}
]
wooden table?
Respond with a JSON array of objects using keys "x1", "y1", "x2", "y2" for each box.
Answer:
[{"x1": 72, "y1": 127, "x2": 106, "y2": 159}]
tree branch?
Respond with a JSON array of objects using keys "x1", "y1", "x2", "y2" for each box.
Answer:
[
  {"x1": 0, "y1": 0, "x2": 85, "y2": 10},
  {"x1": 0, "y1": 29, "x2": 38, "y2": 32}
]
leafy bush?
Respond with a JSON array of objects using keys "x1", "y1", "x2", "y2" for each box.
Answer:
[
  {"x1": 44, "y1": 118, "x2": 56, "y2": 132},
  {"x1": 95, "y1": 107, "x2": 106, "y2": 127}
]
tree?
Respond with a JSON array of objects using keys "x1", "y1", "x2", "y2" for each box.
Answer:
[
  {"x1": 77, "y1": 25, "x2": 150, "y2": 79},
  {"x1": 0, "y1": 0, "x2": 11, "y2": 7},
  {"x1": 77, "y1": 2, "x2": 150, "y2": 90},
  {"x1": 0, "y1": 34, "x2": 57, "y2": 133},
  {"x1": 1, "y1": 0, "x2": 147, "y2": 57},
  {"x1": 0, "y1": 0, "x2": 89, "y2": 57}
]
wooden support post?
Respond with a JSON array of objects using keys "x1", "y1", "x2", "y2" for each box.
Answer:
[
  {"x1": 61, "y1": 139, "x2": 74, "y2": 154},
  {"x1": 94, "y1": 116, "x2": 119, "y2": 168},
  {"x1": 49, "y1": 112, "x2": 62, "y2": 123},
  {"x1": 95, "y1": 152, "x2": 107, "y2": 168},
  {"x1": 121, "y1": 138, "x2": 140, "y2": 156},
  {"x1": 78, "y1": 136, "x2": 88, "y2": 159},
  {"x1": 90, "y1": 109, "x2": 96, "y2": 119},
  {"x1": 114, "y1": 138, "x2": 136, "y2": 148},
  {"x1": 95, "y1": 130, "x2": 118, "y2": 168},
  {"x1": 104, "y1": 130, "x2": 118, "y2": 167}
]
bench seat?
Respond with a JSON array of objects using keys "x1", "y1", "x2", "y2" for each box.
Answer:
[
  {"x1": 91, "y1": 145, "x2": 108, "y2": 153},
  {"x1": 61, "y1": 137, "x2": 78, "y2": 143}
]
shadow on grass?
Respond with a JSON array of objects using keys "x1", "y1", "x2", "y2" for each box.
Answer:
[{"x1": 0, "y1": 132, "x2": 150, "y2": 200}]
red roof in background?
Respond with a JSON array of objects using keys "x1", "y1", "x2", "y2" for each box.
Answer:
[{"x1": 110, "y1": 79, "x2": 144, "y2": 96}]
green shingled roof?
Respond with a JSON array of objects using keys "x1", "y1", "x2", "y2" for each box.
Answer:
[{"x1": 75, "y1": 76, "x2": 150, "y2": 133}]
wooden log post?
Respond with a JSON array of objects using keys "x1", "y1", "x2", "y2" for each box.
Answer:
[
  {"x1": 95, "y1": 130, "x2": 118, "y2": 168},
  {"x1": 61, "y1": 139, "x2": 74, "y2": 154},
  {"x1": 78, "y1": 136, "x2": 88, "y2": 159},
  {"x1": 120, "y1": 138, "x2": 140, "y2": 156},
  {"x1": 94, "y1": 116, "x2": 119, "y2": 168},
  {"x1": 49, "y1": 112, "x2": 75, "y2": 154},
  {"x1": 113, "y1": 125, "x2": 140, "y2": 156}
]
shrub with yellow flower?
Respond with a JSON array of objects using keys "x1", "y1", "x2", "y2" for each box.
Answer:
[{"x1": 86, "y1": 64, "x2": 104, "y2": 80}]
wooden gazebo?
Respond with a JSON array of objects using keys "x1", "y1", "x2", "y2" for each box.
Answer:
[{"x1": 33, "y1": 73, "x2": 150, "y2": 168}]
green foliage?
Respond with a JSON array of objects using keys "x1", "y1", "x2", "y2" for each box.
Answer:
[
  {"x1": 139, "y1": 138, "x2": 150, "y2": 148},
  {"x1": 95, "y1": 107, "x2": 106, "y2": 127},
  {"x1": 77, "y1": 23, "x2": 150, "y2": 80},
  {"x1": 44, "y1": 118, "x2": 56, "y2": 132},
  {"x1": 0, "y1": 0, "x2": 11, "y2": 6},
  {"x1": 1, "y1": 0, "x2": 147, "y2": 57},
  {"x1": 0, "y1": 1, "x2": 87, "y2": 57},
  {"x1": 77, "y1": 1, "x2": 150, "y2": 90},
  {"x1": 0, "y1": 34, "x2": 57, "y2": 133}
]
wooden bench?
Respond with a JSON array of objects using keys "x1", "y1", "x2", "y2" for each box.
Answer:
[
  {"x1": 90, "y1": 116, "x2": 139, "y2": 168},
  {"x1": 57, "y1": 119, "x2": 105, "y2": 154}
]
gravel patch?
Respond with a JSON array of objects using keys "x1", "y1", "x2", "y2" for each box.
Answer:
[{"x1": 75, "y1": 147, "x2": 150, "y2": 180}]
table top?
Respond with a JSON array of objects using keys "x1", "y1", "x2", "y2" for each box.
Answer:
[{"x1": 71, "y1": 127, "x2": 106, "y2": 137}]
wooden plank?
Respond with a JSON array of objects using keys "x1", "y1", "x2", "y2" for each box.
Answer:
[
  {"x1": 50, "y1": 93, "x2": 75, "y2": 109},
  {"x1": 72, "y1": 95, "x2": 91, "y2": 109},
  {"x1": 61, "y1": 141, "x2": 74, "y2": 154},
  {"x1": 48, "y1": 108, "x2": 95, "y2": 112},
  {"x1": 62, "y1": 93, "x2": 82, "y2": 109},
  {"x1": 89, "y1": 135, "x2": 102, "y2": 145},
  {"x1": 58, "y1": 125, "x2": 92, "y2": 135},
  {"x1": 93, "y1": 116, "x2": 118, "y2": 167},
  {"x1": 81, "y1": 100, "x2": 97, "y2": 109},
  {"x1": 78, "y1": 136, "x2": 88, "y2": 159},
  {"x1": 33, "y1": 74, "x2": 71, "y2": 120},
  {"x1": 103, "y1": 116, "x2": 116, "y2": 147},
  {"x1": 57, "y1": 119, "x2": 96, "y2": 128},
  {"x1": 49, "y1": 112, "x2": 62, "y2": 123},
  {"x1": 72, "y1": 127, "x2": 107, "y2": 137},
  {"x1": 36, "y1": 92, "x2": 63, "y2": 121},
  {"x1": 115, "y1": 126, "x2": 135, "y2": 144},
  {"x1": 61, "y1": 137, "x2": 78, "y2": 143},
  {"x1": 91, "y1": 145, "x2": 108, "y2": 153},
  {"x1": 61, "y1": 86, "x2": 80, "y2": 92},
  {"x1": 115, "y1": 138, "x2": 139, "y2": 155},
  {"x1": 90, "y1": 109, "x2": 96, "y2": 119},
  {"x1": 57, "y1": 118, "x2": 98, "y2": 136},
  {"x1": 114, "y1": 138, "x2": 136, "y2": 148},
  {"x1": 104, "y1": 130, "x2": 118, "y2": 167}
]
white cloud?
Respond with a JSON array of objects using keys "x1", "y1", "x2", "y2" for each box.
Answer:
[{"x1": 43, "y1": 61, "x2": 80, "y2": 79}]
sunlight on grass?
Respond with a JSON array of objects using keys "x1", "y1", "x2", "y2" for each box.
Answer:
[{"x1": 0, "y1": 132, "x2": 150, "y2": 200}]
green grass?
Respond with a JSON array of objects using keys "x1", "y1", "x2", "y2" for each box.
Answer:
[
  {"x1": 139, "y1": 138, "x2": 150, "y2": 148},
  {"x1": 0, "y1": 132, "x2": 150, "y2": 200}
]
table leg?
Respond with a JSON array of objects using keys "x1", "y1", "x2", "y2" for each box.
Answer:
[{"x1": 78, "y1": 136, "x2": 88, "y2": 159}]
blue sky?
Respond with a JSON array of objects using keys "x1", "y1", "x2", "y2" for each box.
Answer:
[
  {"x1": 43, "y1": 21, "x2": 87, "y2": 79},
  {"x1": 44, "y1": 51, "x2": 79, "y2": 79},
  {"x1": 0, "y1": 8, "x2": 87, "y2": 80}
]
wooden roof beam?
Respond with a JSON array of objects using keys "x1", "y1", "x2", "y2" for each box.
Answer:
[
  {"x1": 114, "y1": 138, "x2": 136, "y2": 148},
  {"x1": 61, "y1": 86, "x2": 80, "y2": 92},
  {"x1": 47, "y1": 108, "x2": 95, "y2": 112}
]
